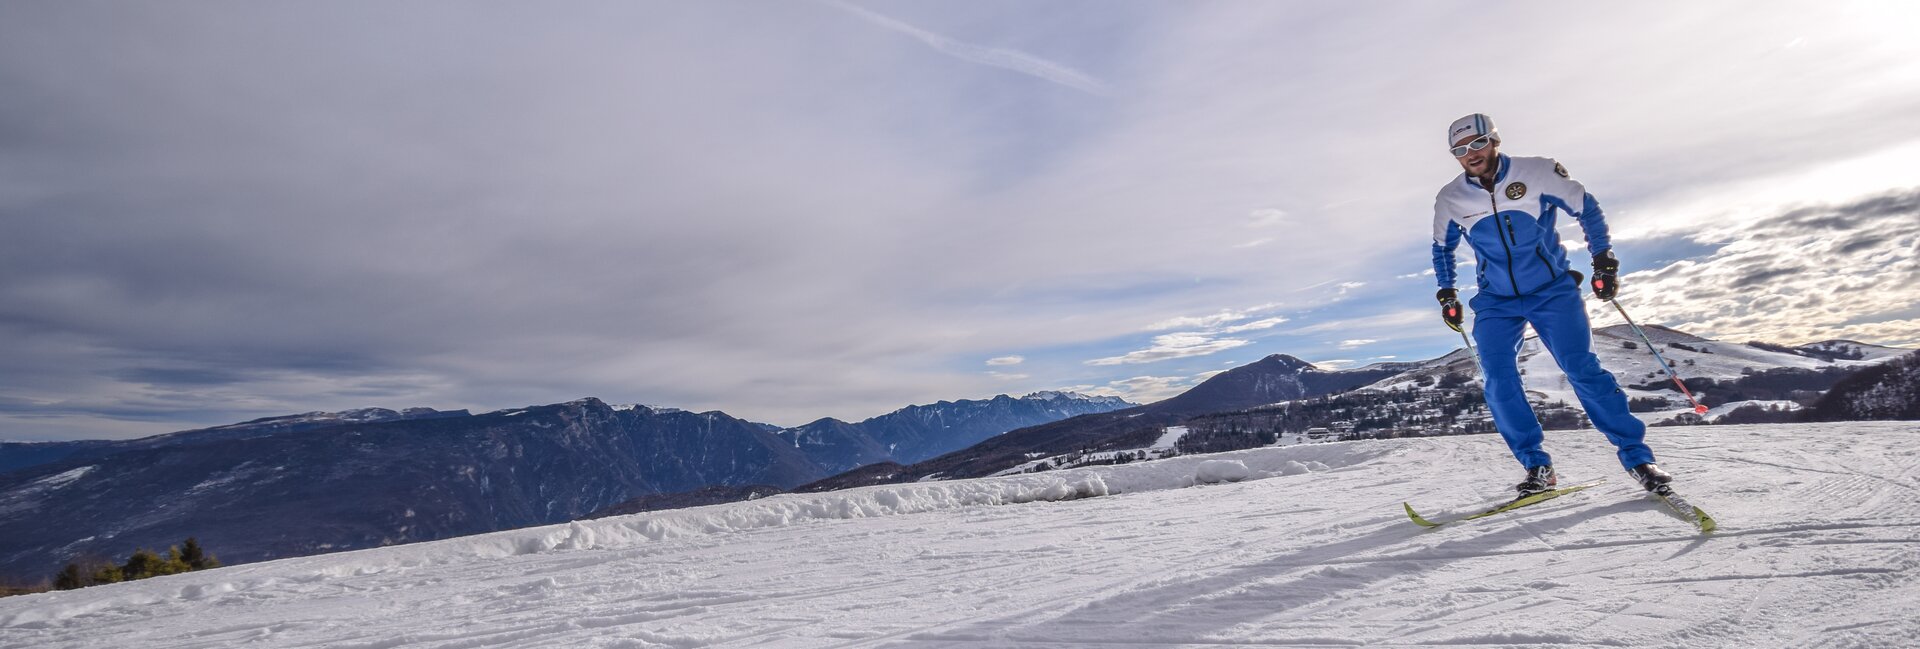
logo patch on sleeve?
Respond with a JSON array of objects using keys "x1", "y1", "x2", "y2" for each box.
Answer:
[
  {"x1": 1504, "y1": 182, "x2": 1528, "y2": 200},
  {"x1": 1554, "y1": 162, "x2": 1569, "y2": 179}
]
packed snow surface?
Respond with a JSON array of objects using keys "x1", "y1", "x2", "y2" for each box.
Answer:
[{"x1": 4, "y1": 423, "x2": 1919, "y2": 648}]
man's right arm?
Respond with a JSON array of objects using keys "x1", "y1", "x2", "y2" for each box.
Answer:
[
  {"x1": 1431, "y1": 215, "x2": 1462, "y2": 290},
  {"x1": 1431, "y1": 205, "x2": 1466, "y2": 332}
]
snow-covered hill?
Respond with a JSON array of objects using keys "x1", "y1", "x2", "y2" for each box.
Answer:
[{"x1": 4, "y1": 422, "x2": 1916, "y2": 648}]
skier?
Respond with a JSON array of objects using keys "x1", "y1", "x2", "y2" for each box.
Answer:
[{"x1": 1429, "y1": 113, "x2": 1672, "y2": 497}]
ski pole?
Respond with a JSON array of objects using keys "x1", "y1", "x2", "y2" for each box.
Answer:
[
  {"x1": 1608, "y1": 299, "x2": 1710, "y2": 414},
  {"x1": 1457, "y1": 328, "x2": 1478, "y2": 367}
]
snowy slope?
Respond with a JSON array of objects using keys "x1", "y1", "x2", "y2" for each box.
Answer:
[
  {"x1": 3, "y1": 422, "x2": 1918, "y2": 648},
  {"x1": 1798, "y1": 340, "x2": 1910, "y2": 363}
]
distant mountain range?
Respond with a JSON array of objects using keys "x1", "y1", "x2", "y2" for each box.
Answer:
[
  {"x1": 0, "y1": 407, "x2": 469, "y2": 475},
  {"x1": 1, "y1": 328, "x2": 1911, "y2": 583},
  {"x1": 776, "y1": 391, "x2": 1132, "y2": 473},
  {"x1": 0, "y1": 392, "x2": 1132, "y2": 581}
]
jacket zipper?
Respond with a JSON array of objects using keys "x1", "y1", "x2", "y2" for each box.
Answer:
[
  {"x1": 1490, "y1": 192, "x2": 1520, "y2": 294},
  {"x1": 1534, "y1": 248, "x2": 1556, "y2": 277}
]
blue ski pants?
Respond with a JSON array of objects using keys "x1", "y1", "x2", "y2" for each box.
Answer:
[{"x1": 1468, "y1": 272, "x2": 1654, "y2": 471}]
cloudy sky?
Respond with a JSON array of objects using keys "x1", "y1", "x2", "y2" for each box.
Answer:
[{"x1": 4, "y1": 1, "x2": 1918, "y2": 440}]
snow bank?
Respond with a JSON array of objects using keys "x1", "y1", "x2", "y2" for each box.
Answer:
[
  {"x1": 445, "y1": 439, "x2": 1388, "y2": 562},
  {"x1": 1194, "y1": 460, "x2": 1250, "y2": 483},
  {"x1": 0, "y1": 438, "x2": 1398, "y2": 629}
]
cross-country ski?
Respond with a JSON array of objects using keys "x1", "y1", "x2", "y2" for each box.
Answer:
[
  {"x1": 1651, "y1": 485, "x2": 1718, "y2": 533},
  {"x1": 1404, "y1": 480, "x2": 1605, "y2": 528}
]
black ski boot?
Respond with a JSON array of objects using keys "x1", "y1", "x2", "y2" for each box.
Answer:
[
  {"x1": 1628, "y1": 463, "x2": 1672, "y2": 492},
  {"x1": 1515, "y1": 465, "x2": 1557, "y2": 496}
]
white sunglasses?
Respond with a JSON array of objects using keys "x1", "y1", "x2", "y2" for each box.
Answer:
[{"x1": 1450, "y1": 134, "x2": 1495, "y2": 158}]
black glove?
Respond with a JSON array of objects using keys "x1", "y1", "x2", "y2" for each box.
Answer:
[
  {"x1": 1437, "y1": 288, "x2": 1464, "y2": 332},
  {"x1": 1591, "y1": 250, "x2": 1619, "y2": 301}
]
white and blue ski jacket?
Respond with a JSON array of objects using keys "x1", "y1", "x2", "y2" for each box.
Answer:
[{"x1": 1431, "y1": 154, "x2": 1612, "y2": 298}]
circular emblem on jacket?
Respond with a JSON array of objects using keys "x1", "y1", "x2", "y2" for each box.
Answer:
[
  {"x1": 1553, "y1": 162, "x2": 1569, "y2": 179},
  {"x1": 1505, "y1": 181, "x2": 1527, "y2": 200}
]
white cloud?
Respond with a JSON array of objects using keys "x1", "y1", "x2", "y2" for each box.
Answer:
[
  {"x1": 1233, "y1": 238, "x2": 1274, "y2": 249},
  {"x1": 1146, "y1": 305, "x2": 1286, "y2": 332},
  {"x1": 1338, "y1": 339, "x2": 1377, "y2": 350},
  {"x1": 1086, "y1": 371, "x2": 1222, "y2": 404},
  {"x1": 986, "y1": 371, "x2": 1029, "y2": 381},
  {"x1": 985, "y1": 355, "x2": 1025, "y2": 366},
  {"x1": 1221, "y1": 317, "x2": 1289, "y2": 333},
  {"x1": 1248, "y1": 208, "x2": 1288, "y2": 227},
  {"x1": 1098, "y1": 306, "x2": 1291, "y2": 366},
  {"x1": 1086, "y1": 333, "x2": 1251, "y2": 366},
  {"x1": 1312, "y1": 359, "x2": 1356, "y2": 370},
  {"x1": 1146, "y1": 311, "x2": 1249, "y2": 332}
]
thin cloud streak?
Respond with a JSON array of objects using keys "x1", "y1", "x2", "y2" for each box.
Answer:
[{"x1": 826, "y1": 0, "x2": 1111, "y2": 96}]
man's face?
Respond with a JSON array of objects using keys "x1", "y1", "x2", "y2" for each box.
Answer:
[{"x1": 1454, "y1": 134, "x2": 1499, "y2": 178}]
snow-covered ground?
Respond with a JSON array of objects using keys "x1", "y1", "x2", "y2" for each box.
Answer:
[
  {"x1": 4, "y1": 422, "x2": 1918, "y2": 648},
  {"x1": 1150, "y1": 425, "x2": 1190, "y2": 450}
]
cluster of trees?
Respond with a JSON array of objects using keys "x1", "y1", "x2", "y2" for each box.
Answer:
[
  {"x1": 1632, "y1": 366, "x2": 1855, "y2": 408},
  {"x1": 1714, "y1": 403, "x2": 1801, "y2": 424},
  {"x1": 1747, "y1": 340, "x2": 1868, "y2": 362},
  {"x1": 1173, "y1": 378, "x2": 1560, "y2": 454},
  {"x1": 1641, "y1": 352, "x2": 1920, "y2": 426},
  {"x1": 1176, "y1": 428, "x2": 1280, "y2": 455},
  {"x1": 1803, "y1": 351, "x2": 1920, "y2": 421},
  {"x1": 1628, "y1": 396, "x2": 1672, "y2": 412},
  {"x1": 1028, "y1": 448, "x2": 1173, "y2": 473},
  {"x1": 54, "y1": 538, "x2": 220, "y2": 591}
]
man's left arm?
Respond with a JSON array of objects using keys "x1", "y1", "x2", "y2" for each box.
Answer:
[
  {"x1": 1547, "y1": 159, "x2": 1619, "y2": 299},
  {"x1": 1544, "y1": 159, "x2": 1610, "y2": 256}
]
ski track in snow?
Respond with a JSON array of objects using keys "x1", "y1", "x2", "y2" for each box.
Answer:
[{"x1": 3, "y1": 423, "x2": 1918, "y2": 648}]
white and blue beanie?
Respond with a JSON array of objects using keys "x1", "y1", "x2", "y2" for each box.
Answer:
[{"x1": 1447, "y1": 113, "x2": 1499, "y2": 147}]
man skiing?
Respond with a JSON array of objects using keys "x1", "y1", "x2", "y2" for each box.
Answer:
[{"x1": 1429, "y1": 113, "x2": 1672, "y2": 497}]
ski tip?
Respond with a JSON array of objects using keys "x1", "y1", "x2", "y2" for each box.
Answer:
[
  {"x1": 1404, "y1": 502, "x2": 1442, "y2": 528},
  {"x1": 1695, "y1": 507, "x2": 1718, "y2": 534},
  {"x1": 1693, "y1": 404, "x2": 1710, "y2": 414}
]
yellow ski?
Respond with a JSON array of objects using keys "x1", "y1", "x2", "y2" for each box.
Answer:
[
  {"x1": 1651, "y1": 485, "x2": 1717, "y2": 534},
  {"x1": 1405, "y1": 480, "x2": 1605, "y2": 528}
]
